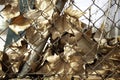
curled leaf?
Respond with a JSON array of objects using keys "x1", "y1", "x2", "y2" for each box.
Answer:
[
  {"x1": 64, "y1": 6, "x2": 84, "y2": 18},
  {"x1": 9, "y1": 14, "x2": 31, "y2": 34}
]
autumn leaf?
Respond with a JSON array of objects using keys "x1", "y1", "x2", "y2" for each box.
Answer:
[
  {"x1": 9, "y1": 14, "x2": 31, "y2": 34},
  {"x1": 64, "y1": 6, "x2": 84, "y2": 18}
]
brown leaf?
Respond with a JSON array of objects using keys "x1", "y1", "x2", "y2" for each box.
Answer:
[
  {"x1": 0, "y1": 52, "x2": 5, "y2": 78},
  {"x1": 50, "y1": 14, "x2": 83, "y2": 42},
  {"x1": 99, "y1": 21, "x2": 105, "y2": 32},
  {"x1": 46, "y1": 54, "x2": 60, "y2": 63},
  {"x1": 64, "y1": 6, "x2": 84, "y2": 18},
  {"x1": 1, "y1": 0, "x2": 19, "y2": 20},
  {"x1": 0, "y1": 69, "x2": 5, "y2": 79},
  {"x1": 1, "y1": 4, "x2": 12, "y2": 12},
  {"x1": 0, "y1": 0, "x2": 17, "y2": 5},
  {"x1": 0, "y1": 0, "x2": 5, "y2": 5},
  {"x1": 0, "y1": 51, "x2": 3, "y2": 61},
  {"x1": 69, "y1": 53, "x2": 84, "y2": 74},
  {"x1": 10, "y1": 14, "x2": 31, "y2": 26},
  {"x1": 9, "y1": 14, "x2": 31, "y2": 34},
  {"x1": 109, "y1": 48, "x2": 120, "y2": 61}
]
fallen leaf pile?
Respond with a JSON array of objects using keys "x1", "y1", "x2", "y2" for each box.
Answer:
[{"x1": 0, "y1": 0, "x2": 119, "y2": 80}]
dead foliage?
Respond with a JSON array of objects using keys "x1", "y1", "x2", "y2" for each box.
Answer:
[{"x1": 0, "y1": 0, "x2": 119, "y2": 80}]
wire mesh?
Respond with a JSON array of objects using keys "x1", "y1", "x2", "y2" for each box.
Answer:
[{"x1": 0, "y1": 0, "x2": 120, "y2": 80}]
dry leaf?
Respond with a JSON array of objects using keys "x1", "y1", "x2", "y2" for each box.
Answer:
[
  {"x1": 46, "y1": 54, "x2": 60, "y2": 63},
  {"x1": 0, "y1": 0, "x2": 18, "y2": 5},
  {"x1": 99, "y1": 21, "x2": 105, "y2": 32},
  {"x1": 35, "y1": 0, "x2": 56, "y2": 10},
  {"x1": 69, "y1": 53, "x2": 84, "y2": 74},
  {"x1": 9, "y1": 14, "x2": 31, "y2": 34},
  {"x1": 64, "y1": 6, "x2": 84, "y2": 18},
  {"x1": 0, "y1": 51, "x2": 3, "y2": 61},
  {"x1": 63, "y1": 45, "x2": 76, "y2": 60},
  {"x1": 0, "y1": 53, "x2": 5, "y2": 78},
  {"x1": 1, "y1": 0, "x2": 19, "y2": 20},
  {"x1": 9, "y1": 78, "x2": 32, "y2": 80},
  {"x1": 77, "y1": 35, "x2": 97, "y2": 62},
  {"x1": 25, "y1": 26, "x2": 36, "y2": 43},
  {"x1": 25, "y1": 0, "x2": 58, "y2": 24},
  {"x1": 50, "y1": 14, "x2": 83, "y2": 41},
  {"x1": 0, "y1": 0, "x2": 5, "y2": 5},
  {"x1": 0, "y1": 69, "x2": 5, "y2": 79},
  {"x1": 87, "y1": 76, "x2": 102, "y2": 80},
  {"x1": 109, "y1": 48, "x2": 120, "y2": 61},
  {"x1": 24, "y1": 10, "x2": 48, "y2": 23},
  {"x1": 93, "y1": 21, "x2": 106, "y2": 46},
  {"x1": 1, "y1": 4, "x2": 12, "y2": 12}
]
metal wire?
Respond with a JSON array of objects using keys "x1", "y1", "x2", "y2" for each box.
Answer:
[{"x1": 0, "y1": 0, "x2": 120, "y2": 79}]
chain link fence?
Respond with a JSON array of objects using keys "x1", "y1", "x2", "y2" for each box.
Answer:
[{"x1": 0, "y1": 0, "x2": 120, "y2": 79}]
